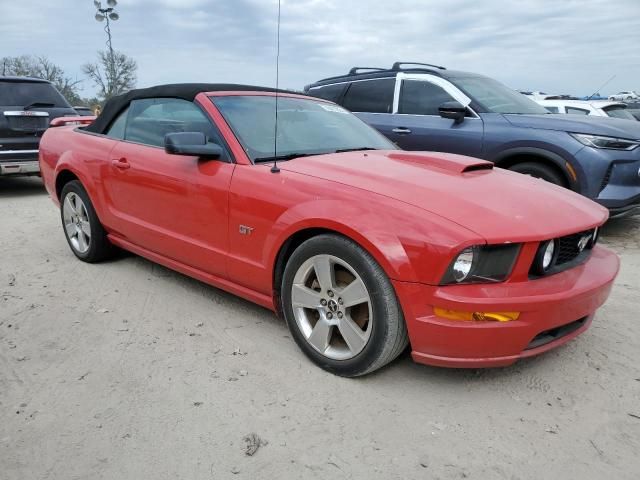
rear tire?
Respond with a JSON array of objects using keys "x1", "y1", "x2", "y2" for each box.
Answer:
[
  {"x1": 60, "y1": 180, "x2": 113, "y2": 263},
  {"x1": 281, "y1": 234, "x2": 408, "y2": 377},
  {"x1": 508, "y1": 162, "x2": 566, "y2": 187}
]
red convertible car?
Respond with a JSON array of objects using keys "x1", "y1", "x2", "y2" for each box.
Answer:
[{"x1": 40, "y1": 84, "x2": 619, "y2": 376}]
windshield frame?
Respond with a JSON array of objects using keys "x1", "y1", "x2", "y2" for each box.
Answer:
[{"x1": 209, "y1": 93, "x2": 397, "y2": 164}]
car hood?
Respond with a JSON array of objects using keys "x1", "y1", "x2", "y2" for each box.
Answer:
[
  {"x1": 281, "y1": 150, "x2": 607, "y2": 243},
  {"x1": 504, "y1": 113, "x2": 640, "y2": 138}
]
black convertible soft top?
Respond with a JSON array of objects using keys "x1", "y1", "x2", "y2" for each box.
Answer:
[{"x1": 85, "y1": 83, "x2": 299, "y2": 134}]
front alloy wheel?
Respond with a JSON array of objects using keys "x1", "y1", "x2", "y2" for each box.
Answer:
[
  {"x1": 281, "y1": 234, "x2": 408, "y2": 376},
  {"x1": 291, "y1": 254, "x2": 372, "y2": 360}
]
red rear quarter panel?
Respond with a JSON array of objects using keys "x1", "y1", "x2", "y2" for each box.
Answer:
[{"x1": 40, "y1": 127, "x2": 118, "y2": 219}]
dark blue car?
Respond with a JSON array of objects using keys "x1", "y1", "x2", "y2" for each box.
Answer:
[{"x1": 305, "y1": 63, "x2": 640, "y2": 217}]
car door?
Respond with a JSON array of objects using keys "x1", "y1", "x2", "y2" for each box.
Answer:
[
  {"x1": 340, "y1": 78, "x2": 398, "y2": 141},
  {"x1": 102, "y1": 97, "x2": 234, "y2": 278},
  {"x1": 386, "y1": 75, "x2": 484, "y2": 157}
]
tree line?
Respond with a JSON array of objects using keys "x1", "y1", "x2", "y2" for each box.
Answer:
[{"x1": 1, "y1": 50, "x2": 138, "y2": 108}]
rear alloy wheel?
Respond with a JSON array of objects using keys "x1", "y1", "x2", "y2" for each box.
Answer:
[
  {"x1": 60, "y1": 180, "x2": 113, "y2": 263},
  {"x1": 281, "y1": 234, "x2": 408, "y2": 376},
  {"x1": 62, "y1": 192, "x2": 91, "y2": 254},
  {"x1": 508, "y1": 162, "x2": 566, "y2": 187}
]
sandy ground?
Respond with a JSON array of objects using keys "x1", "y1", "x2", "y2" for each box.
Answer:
[{"x1": 1, "y1": 176, "x2": 639, "y2": 480}]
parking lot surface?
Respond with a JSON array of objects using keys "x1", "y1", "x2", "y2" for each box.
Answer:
[{"x1": 1, "y1": 177, "x2": 639, "y2": 479}]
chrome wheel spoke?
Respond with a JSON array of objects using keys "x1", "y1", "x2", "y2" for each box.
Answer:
[
  {"x1": 307, "y1": 318, "x2": 332, "y2": 352},
  {"x1": 72, "y1": 194, "x2": 82, "y2": 213},
  {"x1": 312, "y1": 256, "x2": 334, "y2": 291},
  {"x1": 80, "y1": 220, "x2": 91, "y2": 237},
  {"x1": 64, "y1": 221, "x2": 77, "y2": 238},
  {"x1": 76, "y1": 231, "x2": 88, "y2": 252},
  {"x1": 338, "y1": 316, "x2": 367, "y2": 355},
  {"x1": 339, "y1": 278, "x2": 369, "y2": 307},
  {"x1": 291, "y1": 284, "x2": 322, "y2": 308},
  {"x1": 63, "y1": 196, "x2": 77, "y2": 216}
]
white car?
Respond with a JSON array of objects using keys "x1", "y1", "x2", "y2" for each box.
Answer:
[
  {"x1": 535, "y1": 99, "x2": 637, "y2": 121},
  {"x1": 608, "y1": 91, "x2": 640, "y2": 101}
]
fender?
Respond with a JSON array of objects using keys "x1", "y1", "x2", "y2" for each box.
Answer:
[
  {"x1": 491, "y1": 146, "x2": 580, "y2": 190},
  {"x1": 258, "y1": 198, "x2": 479, "y2": 290},
  {"x1": 268, "y1": 208, "x2": 417, "y2": 283}
]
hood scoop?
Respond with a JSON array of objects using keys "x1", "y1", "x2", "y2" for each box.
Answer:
[
  {"x1": 387, "y1": 151, "x2": 493, "y2": 174},
  {"x1": 461, "y1": 162, "x2": 493, "y2": 173}
]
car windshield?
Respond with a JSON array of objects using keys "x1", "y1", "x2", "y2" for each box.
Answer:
[
  {"x1": 211, "y1": 95, "x2": 396, "y2": 162},
  {"x1": 0, "y1": 81, "x2": 70, "y2": 108},
  {"x1": 454, "y1": 76, "x2": 550, "y2": 115}
]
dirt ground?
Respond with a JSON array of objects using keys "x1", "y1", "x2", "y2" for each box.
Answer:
[{"x1": 1, "y1": 176, "x2": 639, "y2": 480}]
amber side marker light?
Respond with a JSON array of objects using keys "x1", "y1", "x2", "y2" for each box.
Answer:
[
  {"x1": 434, "y1": 308, "x2": 520, "y2": 322},
  {"x1": 565, "y1": 162, "x2": 578, "y2": 182}
]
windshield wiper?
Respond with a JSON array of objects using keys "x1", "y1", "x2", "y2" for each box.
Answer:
[
  {"x1": 24, "y1": 101, "x2": 55, "y2": 110},
  {"x1": 254, "y1": 152, "x2": 323, "y2": 163},
  {"x1": 334, "y1": 147, "x2": 377, "y2": 153}
]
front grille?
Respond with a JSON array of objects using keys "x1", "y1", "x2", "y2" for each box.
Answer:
[
  {"x1": 529, "y1": 229, "x2": 595, "y2": 278},
  {"x1": 556, "y1": 231, "x2": 590, "y2": 266}
]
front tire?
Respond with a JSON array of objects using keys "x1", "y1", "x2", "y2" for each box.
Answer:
[
  {"x1": 60, "y1": 180, "x2": 112, "y2": 263},
  {"x1": 508, "y1": 162, "x2": 566, "y2": 187},
  {"x1": 281, "y1": 234, "x2": 408, "y2": 377}
]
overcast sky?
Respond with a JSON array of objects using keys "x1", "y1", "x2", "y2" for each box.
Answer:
[{"x1": 2, "y1": 0, "x2": 639, "y2": 98}]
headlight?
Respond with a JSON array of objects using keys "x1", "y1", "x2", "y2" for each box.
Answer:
[
  {"x1": 441, "y1": 244, "x2": 521, "y2": 285},
  {"x1": 570, "y1": 133, "x2": 639, "y2": 151},
  {"x1": 452, "y1": 247, "x2": 474, "y2": 282}
]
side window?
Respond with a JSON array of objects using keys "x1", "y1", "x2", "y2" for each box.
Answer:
[
  {"x1": 566, "y1": 107, "x2": 589, "y2": 115},
  {"x1": 308, "y1": 84, "x2": 346, "y2": 103},
  {"x1": 124, "y1": 98, "x2": 228, "y2": 156},
  {"x1": 398, "y1": 80, "x2": 456, "y2": 115},
  {"x1": 105, "y1": 107, "x2": 129, "y2": 139},
  {"x1": 342, "y1": 78, "x2": 395, "y2": 113},
  {"x1": 544, "y1": 106, "x2": 559, "y2": 113}
]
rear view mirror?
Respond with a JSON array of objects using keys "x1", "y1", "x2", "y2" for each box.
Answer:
[
  {"x1": 164, "y1": 132, "x2": 222, "y2": 158},
  {"x1": 439, "y1": 101, "x2": 467, "y2": 124}
]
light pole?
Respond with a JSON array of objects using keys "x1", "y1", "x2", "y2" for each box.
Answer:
[
  {"x1": 93, "y1": 0, "x2": 119, "y2": 58},
  {"x1": 93, "y1": 0, "x2": 119, "y2": 97}
]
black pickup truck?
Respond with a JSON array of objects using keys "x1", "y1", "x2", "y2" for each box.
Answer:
[{"x1": 0, "y1": 76, "x2": 77, "y2": 176}]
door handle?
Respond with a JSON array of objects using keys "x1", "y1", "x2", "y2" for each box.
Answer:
[
  {"x1": 392, "y1": 127, "x2": 412, "y2": 134},
  {"x1": 111, "y1": 158, "x2": 130, "y2": 170}
]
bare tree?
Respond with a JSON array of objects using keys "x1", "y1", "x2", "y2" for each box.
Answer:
[
  {"x1": 83, "y1": 50, "x2": 137, "y2": 101},
  {"x1": 0, "y1": 55, "x2": 83, "y2": 104}
]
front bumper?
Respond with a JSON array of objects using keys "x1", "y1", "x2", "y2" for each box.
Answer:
[
  {"x1": 0, "y1": 160, "x2": 40, "y2": 176},
  {"x1": 575, "y1": 146, "x2": 640, "y2": 215},
  {"x1": 393, "y1": 245, "x2": 619, "y2": 368}
]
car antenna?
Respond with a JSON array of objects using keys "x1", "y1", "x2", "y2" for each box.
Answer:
[
  {"x1": 270, "y1": 0, "x2": 282, "y2": 174},
  {"x1": 586, "y1": 74, "x2": 615, "y2": 101}
]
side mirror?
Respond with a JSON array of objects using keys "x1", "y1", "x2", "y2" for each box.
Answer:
[
  {"x1": 164, "y1": 132, "x2": 222, "y2": 159},
  {"x1": 439, "y1": 101, "x2": 467, "y2": 124}
]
